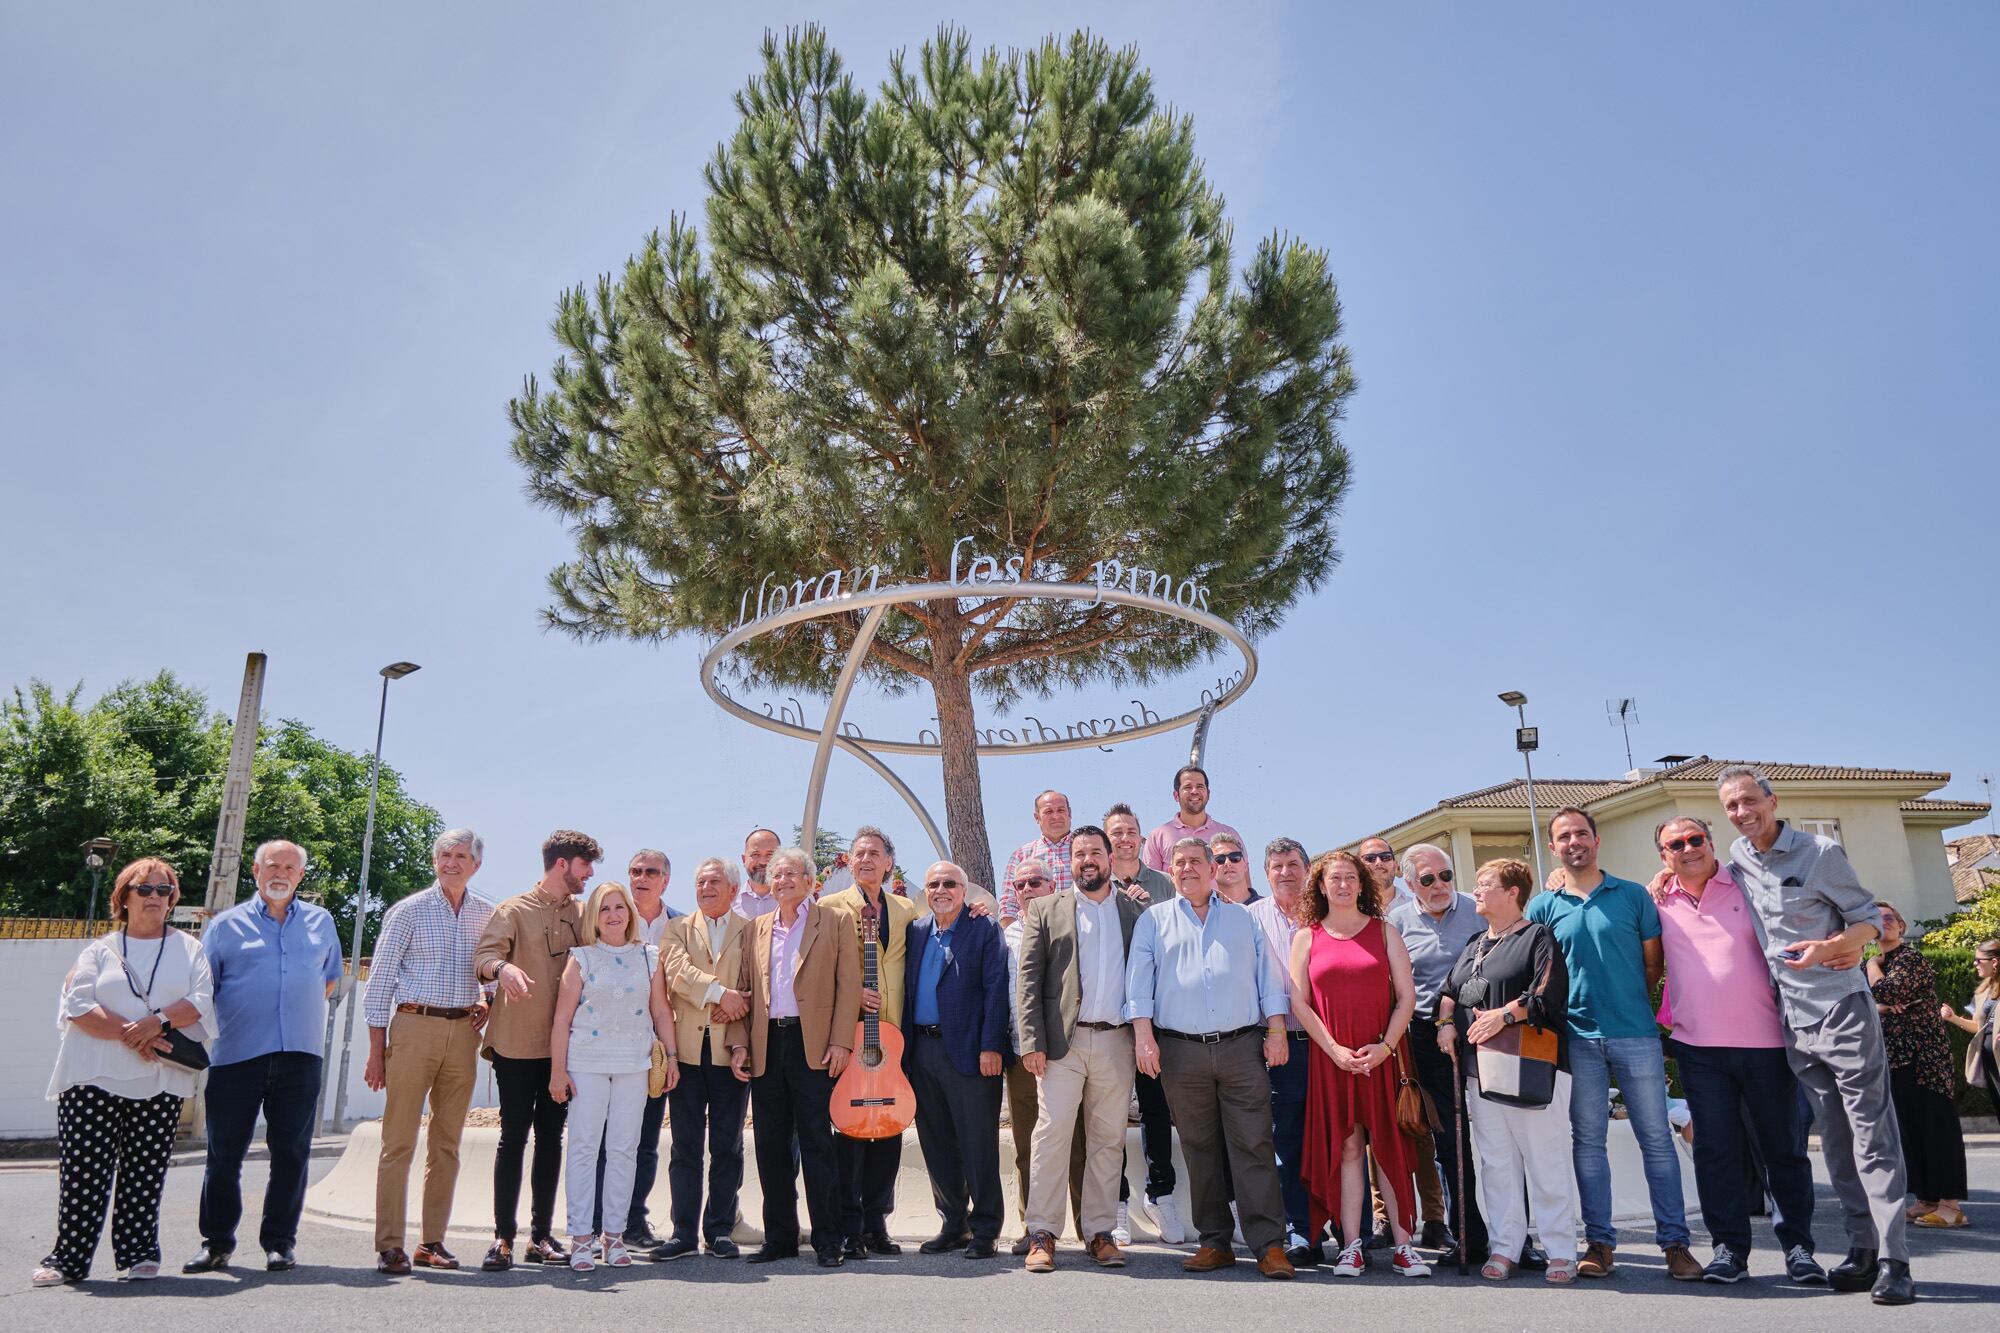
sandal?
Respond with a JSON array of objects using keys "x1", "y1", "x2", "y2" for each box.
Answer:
[
  {"x1": 126, "y1": 1261, "x2": 161, "y2": 1280},
  {"x1": 604, "y1": 1238, "x2": 632, "y2": 1268},
  {"x1": 568, "y1": 1240, "x2": 596, "y2": 1273},
  {"x1": 1912, "y1": 1207, "x2": 1969, "y2": 1229},
  {"x1": 33, "y1": 1264, "x2": 74, "y2": 1287},
  {"x1": 1481, "y1": 1256, "x2": 1516, "y2": 1281},
  {"x1": 1545, "y1": 1258, "x2": 1577, "y2": 1284}
]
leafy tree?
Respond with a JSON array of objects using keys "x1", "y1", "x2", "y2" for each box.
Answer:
[
  {"x1": 511, "y1": 26, "x2": 1354, "y2": 885},
  {"x1": 0, "y1": 672, "x2": 441, "y2": 941},
  {"x1": 1920, "y1": 881, "x2": 2000, "y2": 950}
]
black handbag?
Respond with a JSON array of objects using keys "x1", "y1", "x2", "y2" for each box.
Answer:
[{"x1": 117, "y1": 930, "x2": 210, "y2": 1071}]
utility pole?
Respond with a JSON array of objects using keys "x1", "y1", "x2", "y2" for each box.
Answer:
[{"x1": 205, "y1": 653, "x2": 267, "y2": 915}]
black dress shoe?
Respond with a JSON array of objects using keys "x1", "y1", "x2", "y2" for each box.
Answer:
[
  {"x1": 963, "y1": 1238, "x2": 997, "y2": 1260},
  {"x1": 1516, "y1": 1242, "x2": 1549, "y2": 1271},
  {"x1": 1828, "y1": 1246, "x2": 1880, "y2": 1293},
  {"x1": 479, "y1": 1240, "x2": 511, "y2": 1273},
  {"x1": 650, "y1": 1237, "x2": 699, "y2": 1261},
  {"x1": 746, "y1": 1245, "x2": 798, "y2": 1264},
  {"x1": 706, "y1": 1237, "x2": 741, "y2": 1259},
  {"x1": 264, "y1": 1248, "x2": 296, "y2": 1272},
  {"x1": 623, "y1": 1228, "x2": 659, "y2": 1249},
  {"x1": 864, "y1": 1231, "x2": 902, "y2": 1256},
  {"x1": 919, "y1": 1232, "x2": 971, "y2": 1254},
  {"x1": 182, "y1": 1248, "x2": 232, "y2": 1274},
  {"x1": 1870, "y1": 1259, "x2": 1915, "y2": 1306},
  {"x1": 842, "y1": 1235, "x2": 868, "y2": 1260},
  {"x1": 816, "y1": 1249, "x2": 846, "y2": 1268},
  {"x1": 1287, "y1": 1243, "x2": 1325, "y2": 1268},
  {"x1": 1419, "y1": 1220, "x2": 1456, "y2": 1251}
]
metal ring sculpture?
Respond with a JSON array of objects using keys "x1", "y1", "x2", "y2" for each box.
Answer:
[{"x1": 698, "y1": 579, "x2": 1259, "y2": 863}]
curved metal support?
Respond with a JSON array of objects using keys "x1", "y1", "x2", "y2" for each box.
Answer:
[
  {"x1": 1188, "y1": 698, "x2": 1218, "y2": 768},
  {"x1": 833, "y1": 736, "x2": 951, "y2": 864},
  {"x1": 798, "y1": 603, "x2": 887, "y2": 856}
]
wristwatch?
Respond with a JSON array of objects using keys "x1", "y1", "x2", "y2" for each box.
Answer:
[{"x1": 1501, "y1": 1006, "x2": 1519, "y2": 1026}]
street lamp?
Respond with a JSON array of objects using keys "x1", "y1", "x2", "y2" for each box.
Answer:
[
  {"x1": 1497, "y1": 692, "x2": 1547, "y2": 888},
  {"x1": 329, "y1": 661, "x2": 420, "y2": 1132},
  {"x1": 80, "y1": 837, "x2": 118, "y2": 933}
]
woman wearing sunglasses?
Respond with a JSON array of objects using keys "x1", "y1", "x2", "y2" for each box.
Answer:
[
  {"x1": 34, "y1": 858, "x2": 215, "y2": 1287},
  {"x1": 1867, "y1": 902, "x2": 1968, "y2": 1230}
]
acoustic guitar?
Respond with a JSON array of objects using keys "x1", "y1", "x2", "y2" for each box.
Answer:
[{"x1": 830, "y1": 901, "x2": 917, "y2": 1139}]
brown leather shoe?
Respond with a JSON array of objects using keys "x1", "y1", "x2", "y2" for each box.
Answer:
[
  {"x1": 479, "y1": 1239, "x2": 513, "y2": 1272},
  {"x1": 1257, "y1": 1245, "x2": 1296, "y2": 1280},
  {"x1": 1183, "y1": 1245, "x2": 1238, "y2": 1272},
  {"x1": 413, "y1": 1242, "x2": 459, "y2": 1270},
  {"x1": 520, "y1": 1237, "x2": 567, "y2": 1265},
  {"x1": 1085, "y1": 1233, "x2": 1126, "y2": 1268},
  {"x1": 377, "y1": 1247, "x2": 413, "y2": 1275},
  {"x1": 1577, "y1": 1241, "x2": 1616, "y2": 1278},
  {"x1": 1663, "y1": 1243, "x2": 1701, "y2": 1281},
  {"x1": 1025, "y1": 1230, "x2": 1057, "y2": 1273}
]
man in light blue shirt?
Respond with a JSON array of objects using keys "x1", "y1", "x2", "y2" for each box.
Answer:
[
  {"x1": 1127, "y1": 836, "x2": 1294, "y2": 1279},
  {"x1": 190, "y1": 839, "x2": 343, "y2": 1274}
]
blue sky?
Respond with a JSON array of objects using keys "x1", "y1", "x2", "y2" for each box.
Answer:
[{"x1": 5, "y1": 2, "x2": 1995, "y2": 907}]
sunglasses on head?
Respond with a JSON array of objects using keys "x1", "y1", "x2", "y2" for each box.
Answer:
[
  {"x1": 1214, "y1": 851, "x2": 1245, "y2": 864},
  {"x1": 1418, "y1": 869, "x2": 1453, "y2": 887},
  {"x1": 1665, "y1": 834, "x2": 1709, "y2": 853},
  {"x1": 1359, "y1": 851, "x2": 1395, "y2": 864},
  {"x1": 129, "y1": 884, "x2": 174, "y2": 898}
]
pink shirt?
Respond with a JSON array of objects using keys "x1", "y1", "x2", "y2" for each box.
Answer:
[
  {"x1": 767, "y1": 912, "x2": 801, "y2": 1019},
  {"x1": 1655, "y1": 864, "x2": 1783, "y2": 1048},
  {"x1": 1143, "y1": 814, "x2": 1244, "y2": 873}
]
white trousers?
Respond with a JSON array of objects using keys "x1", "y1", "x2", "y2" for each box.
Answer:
[
  {"x1": 1465, "y1": 1072, "x2": 1578, "y2": 1259},
  {"x1": 564, "y1": 1070, "x2": 648, "y2": 1238}
]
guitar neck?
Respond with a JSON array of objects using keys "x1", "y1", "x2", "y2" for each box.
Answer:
[{"x1": 864, "y1": 931, "x2": 881, "y2": 1040}]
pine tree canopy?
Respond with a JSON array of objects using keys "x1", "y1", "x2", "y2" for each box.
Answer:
[{"x1": 510, "y1": 24, "x2": 1355, "y2": 881}]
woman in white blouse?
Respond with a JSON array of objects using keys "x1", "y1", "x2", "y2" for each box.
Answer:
[
  {"x1": 549, "y1": 880, "x2": 676, "y2": 1271},
  {"x1": 34, "y1": 858, "x2": 215, "y2": 1287}
]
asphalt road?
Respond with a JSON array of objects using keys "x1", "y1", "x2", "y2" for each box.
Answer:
[{"x1": 2, "y1": 1146, "x2": 1995, "y2": 1331}]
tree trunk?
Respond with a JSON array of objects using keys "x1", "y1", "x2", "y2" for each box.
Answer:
[{"x1": 929, "y1": 665, "x2": 995, "y2": 892}]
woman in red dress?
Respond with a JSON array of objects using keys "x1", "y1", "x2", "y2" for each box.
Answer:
[{"x1": 1289, "y1": 848, "x2": 1426, "y2": 1278}]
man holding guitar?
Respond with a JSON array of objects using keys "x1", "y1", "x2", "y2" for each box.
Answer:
[
  {"x1": 745, "y1": 847, "x2": 861, "y2": 1268},
  {"x1": 820, "y1": 827, "x2": 921, "y2": 1260}
]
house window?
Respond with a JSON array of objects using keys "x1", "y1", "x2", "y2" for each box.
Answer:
[{"x1": 1795, "y1": 818, "x2": 1842, "y2": 845}]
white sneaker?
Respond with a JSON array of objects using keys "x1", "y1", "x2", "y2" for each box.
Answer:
[
  {"x1": 1331, "y1": 1239, "x2": 1366, "y2": 1276},
  {"x1": 1149, "y1": 1194, "x2": 1186, "y2": 1245},
  {"x1": 1230, "y1": 1202, "x2": 1245, "y2": 1246},
  {"x1": 126, "y1": 1260, "x2": 160, "y2": 1281},
  {"x1": 1392, "y1": 1243, "x2": 1432, "y2": 1278},
  {"x1": 1111, "y1": 1201, "x2": 1131, "y2": 1248}
]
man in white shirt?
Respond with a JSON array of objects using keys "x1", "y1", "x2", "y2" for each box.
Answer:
[{"x1": 1002, "y1": 858, "x2": 1058, "y2": 1254}]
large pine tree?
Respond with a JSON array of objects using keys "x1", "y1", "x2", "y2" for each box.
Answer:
[{"x1": 511, "y1": 26, "x2": 1355, "y2": 886}]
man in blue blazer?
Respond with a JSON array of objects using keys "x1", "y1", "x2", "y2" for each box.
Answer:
[{"x1": 904, "y1": 859, "x2": 1012, "y2": 1259}]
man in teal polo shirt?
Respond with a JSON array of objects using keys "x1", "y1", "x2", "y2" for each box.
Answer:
[{"x1": 1528, "y1": 806, "x2": 1696, "y2": 1281}]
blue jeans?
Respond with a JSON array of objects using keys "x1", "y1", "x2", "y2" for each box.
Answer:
[
  {"x1": 1269, "y1": 1034, "x2": 1311, "y2": 1238},
  {"x1": 1567, "y1": 1035, "x2": 1688, "y2": 1248},
  {"x1": 1668, "y1": 1041, "x2": 1815, "y2": 1255}
]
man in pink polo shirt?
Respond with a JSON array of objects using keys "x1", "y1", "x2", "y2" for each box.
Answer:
[
  {"x1": 1651, "y1": 814, "x2": 1822, "y2": 1286},
  {"x1": 1142, "y1": 765, "x2": 1243, "y2": 873}
]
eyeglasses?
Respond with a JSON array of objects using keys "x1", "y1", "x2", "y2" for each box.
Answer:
[
  {"x1": 128, "y1": 884, "x2": 174, "y2": 898},
  {"x1": 1012, "y1": 876, "x2": 1047, "y2": 889},
  {"x1": 1214, "y1": 851, "x2": 1245, "y2": 864},
  {"x1": 1359, "y1": 851, "x2": 1396, "y2": 864},
  {"x1": 628, "y1": 866, "x2": 665, "y2": 878},
  {"x1": 1664, "y1": 834, "x2": 1708, "y2": 853},
  {"x1": 926, "y1": 878, "x2": 961, "y2": 890},
  {"x1": 1418, "y1": 869, "x2": 1454, "y2": 887}
]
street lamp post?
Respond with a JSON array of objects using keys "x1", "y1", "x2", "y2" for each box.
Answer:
[
  {"x1": 328, "y1": 661, "x2": 420, "y2": 1132},
  {"x1": 80, "y1": 837, "x2": 118, "y2": 934},
  {"x1": 1498, "y1": 692, "x2": 1547, "y2": 888}
]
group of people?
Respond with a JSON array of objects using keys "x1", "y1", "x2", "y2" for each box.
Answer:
[{"x1": 33, "y1": 764, "x2": 2000, "y2": 1308}]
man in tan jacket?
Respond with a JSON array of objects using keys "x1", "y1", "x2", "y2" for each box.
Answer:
[
  {"x1": 470, "y1": 828, "x2": 596, "y2": 1272},
  {"x1": 1016, "y1": 825, "x2": 1145, "y2": 1272},
  {"x1": 746, "y1": 847, "x2": 861, "y2": 1267},
  {"x1": 650, "y1": 857, "x2": 753, "y2": 1260},
  {"x1": 817, "y1": 826, "x2": 920, "y2": 1259}
]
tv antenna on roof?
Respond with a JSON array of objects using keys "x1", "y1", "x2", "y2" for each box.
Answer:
[
  {"x1": 1981, "y1": 773, "x2": 1996, "y2": 836},
  {"x1": 1606, "y1": 697, "x2": 1639, "y2": 771}
]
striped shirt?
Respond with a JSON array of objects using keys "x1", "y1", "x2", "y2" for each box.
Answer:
[
  {"x1": 1000, "y1": 833, "x2": 1073, "y2": 920},
  {"x1": 364, "y1": 883, "x2": 496, "y2": 1028}
]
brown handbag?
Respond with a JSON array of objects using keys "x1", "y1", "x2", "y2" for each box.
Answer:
[{"x1": 1390, "y1": 1036, "x2": 1430, "y2": 1140}]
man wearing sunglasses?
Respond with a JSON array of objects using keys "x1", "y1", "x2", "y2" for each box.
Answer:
[
  {"x1": 1357, "y1": 837, "x2": 1415, "y2": 914},
  {"x1": 1647, "y1": 815, "x2": 1820, "y2": 1286},
  {"x1": 1210, "y1": 833, "x2": 1260, "y2": 905},
  {"x1": 1001, "y1": 857, "x2": 1059, "y2": 1253},
  {"x1": 1385, "y1": 844, "x2": 1485, "y2": 1265}
]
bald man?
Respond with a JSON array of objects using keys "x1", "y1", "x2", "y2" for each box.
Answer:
[{"x1": 905, "y1": 861, "x2": 1012, "y2": 1258}]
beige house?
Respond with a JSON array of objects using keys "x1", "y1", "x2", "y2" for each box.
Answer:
[{"x1": 1360, "y1": 756, "x2": 1989, "y2": 923}]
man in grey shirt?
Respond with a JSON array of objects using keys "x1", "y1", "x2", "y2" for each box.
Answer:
[
  {"x1": 1719, "y1": 766, "x2": 1912, "y2": 1306},
  {"x1": 1386, "y1": 844, "x2": 1487, "y2": 1264}
]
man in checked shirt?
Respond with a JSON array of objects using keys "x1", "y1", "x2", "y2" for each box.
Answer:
[{"x1": 363, "y1": 828, "x2": 496, "y2": 1274}]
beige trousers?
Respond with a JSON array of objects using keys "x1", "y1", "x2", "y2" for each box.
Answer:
[
  {"x1": 374, "y1": 1012, "x2": 480, "y2": 1251},
  {"x1": 1026, "y1": 1026, "x2": 1134, "y2": 1239}
]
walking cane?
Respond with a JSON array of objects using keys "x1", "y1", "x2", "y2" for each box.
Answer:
[{"x1": 1449, "y1": 1039, "x2": 1467, "y2": 1277}]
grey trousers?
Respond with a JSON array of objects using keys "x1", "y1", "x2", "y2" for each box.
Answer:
[
  {"x1": 1156, "y1": 1030, "x2": 1286, "y2": 1254},
  {"x1": 1784, "y1": 991, "x2": 1908, "y2": 1261}
]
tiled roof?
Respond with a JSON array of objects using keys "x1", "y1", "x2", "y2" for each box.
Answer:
[
  {"x1": 1438, "y1": 778, "x2": 1628, "y2": 810},
  {"x1": 1659, "y1": 759, "x2": 1950, "y2": 785},
  {"x1": 1902, "y1": 800, "x2": 1992, "y2": 814},
  {"x1": 1949, "y1": 835, "x2": 2000, "y2": 904}
]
